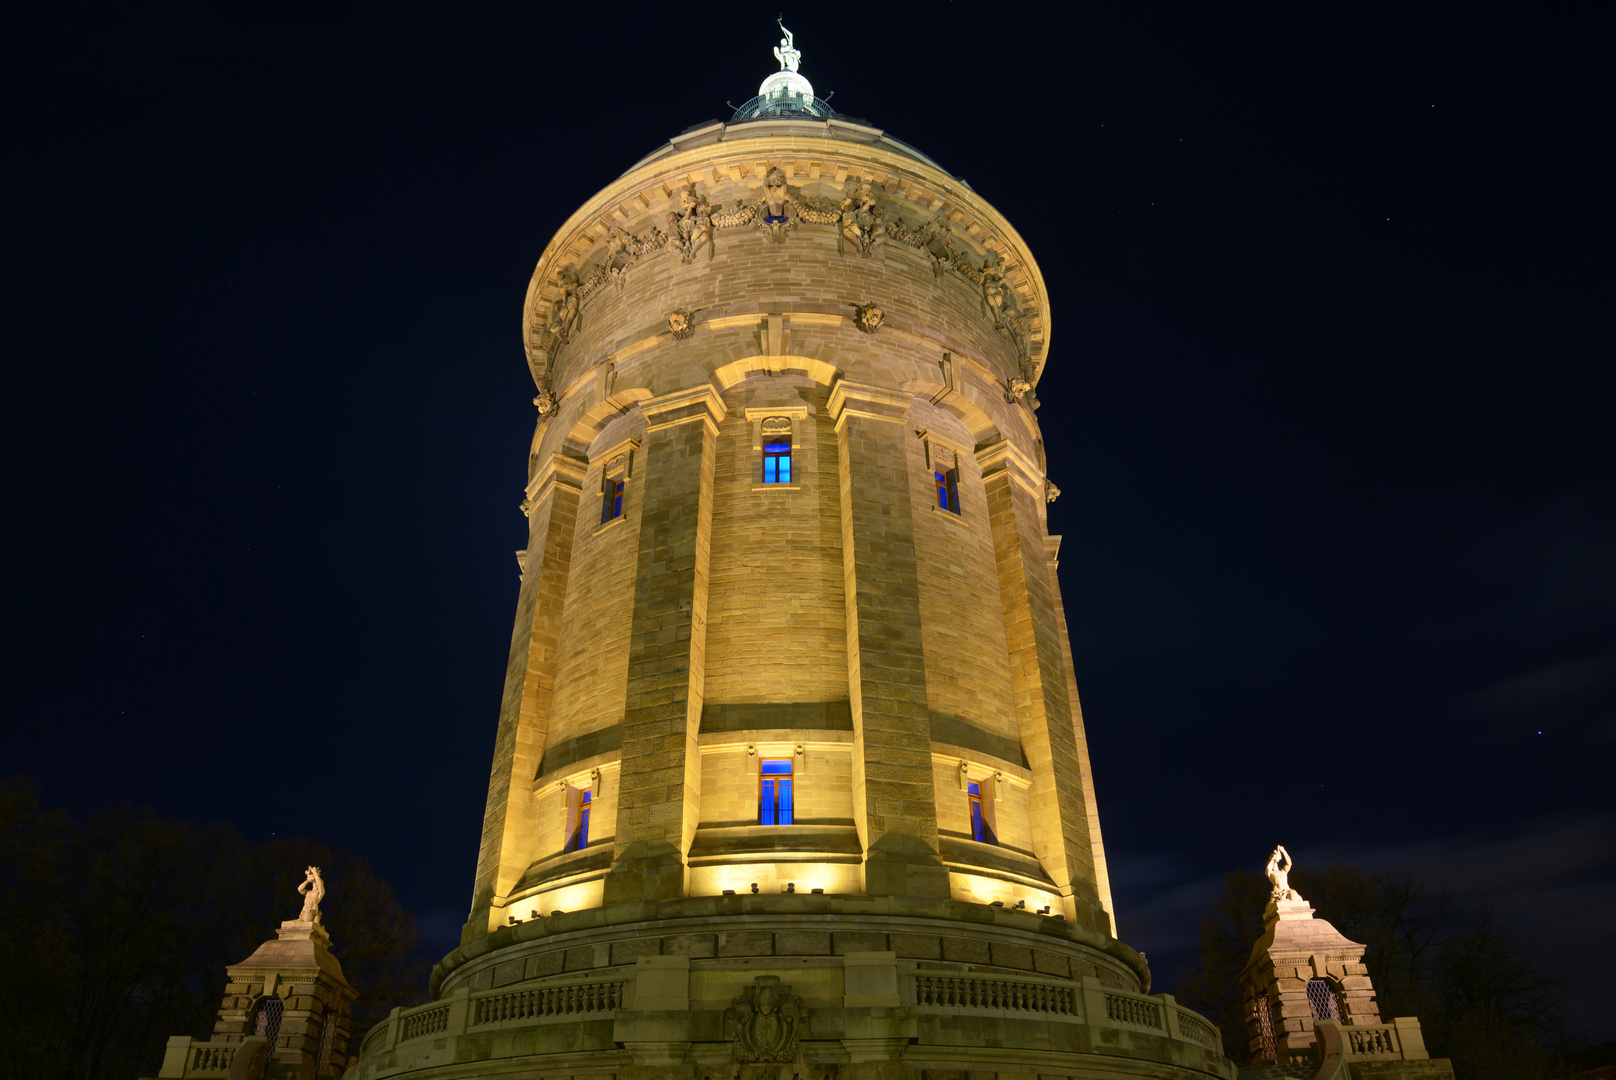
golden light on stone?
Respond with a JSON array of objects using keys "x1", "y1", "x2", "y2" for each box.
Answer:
[{"x1": 338, "y1": 28, "x2": 1237, "y2": 1080}]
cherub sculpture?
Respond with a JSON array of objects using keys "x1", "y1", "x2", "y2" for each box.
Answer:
[
  {"x1": 297, "y1": 865, "x2": 326, "y2": 923},
  {"x1": 1265, "y1": 845, "x2": 1304, "y2": 903}
]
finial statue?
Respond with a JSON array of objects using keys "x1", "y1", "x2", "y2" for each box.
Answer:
[
  {"x1": 1265, "y1": 845, "x2": 1303, "y2": 903},
  {"x1": 773, "y1": 18, "x2": 802, "y2": 72},
  {"x1": 297, "y1": 865, "x2": 326, "y2": 923}
]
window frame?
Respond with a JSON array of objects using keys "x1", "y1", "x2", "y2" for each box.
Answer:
[
  {"x1": 762, "y1": 436, "x2": 793, "y2": 484},
  {"x1": 966, "y1": 780, "x2": 997, "y2": 845},
  {"x1": 935, "y1": 467, "x2": 960, "y2": 514},
  {"x1": 758, "y1": 758, "x2": 795, "y2": 826},
  {"x1": 601, "y1": 473, "x2": 625, "y2": 524}
]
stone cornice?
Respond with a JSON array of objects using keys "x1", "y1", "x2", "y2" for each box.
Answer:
[{"x1": 521, "y1": 124, "x2": 1051, "y2": 382}]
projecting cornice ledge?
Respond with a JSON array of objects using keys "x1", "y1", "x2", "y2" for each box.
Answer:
[{"x1": 640, "y1": 384, "x2": 727, "y2": 434}]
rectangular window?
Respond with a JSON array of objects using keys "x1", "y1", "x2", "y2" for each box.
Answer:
[
  {"x1": 935, "y1": 468, "x2": 960, "y2": 514},
  {"x1": 759, "y1": 759, "x2": 794, "y2": 825},
  {"x1": 967, "y1": 781, "x2": 996, "y2": 844},
  {"x1": 567, "y1": 789, "x2": 591, "y2": 852},
  {"x1": 762, "y1": 440, "x2": 792, "y2": 484},
  {"x1": 601, "y1": 474, "x2": 625, "y2": 524}
]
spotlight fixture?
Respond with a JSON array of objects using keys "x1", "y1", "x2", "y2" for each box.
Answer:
[
  {"x1": 1014, "y1": 900, "x2": 1026, "y2": 909},
  {"x1": 810, "y1": 888, "x2": 824, "y2": 894},
  {"x1": 750, "y1": 882, "x2": 759, "y2": 894},
  {"x1": 722, "y1": 889, "x2": 736, "y2": 896},
  {"x1": 990, "y1": 900, "x2": 1004, "y2": 907},
  {"x1": 786, "y1": 882, "x2": 796, "y2": 893}
]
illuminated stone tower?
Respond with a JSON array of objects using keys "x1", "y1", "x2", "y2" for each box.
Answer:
[{"x1": 348, "y1": 30, "x2": 1233, "y2": 1080}]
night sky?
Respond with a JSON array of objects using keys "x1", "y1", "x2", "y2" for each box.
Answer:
[{"x1": 6, "y1": 4, "x2": 1612, "y2": 1042}]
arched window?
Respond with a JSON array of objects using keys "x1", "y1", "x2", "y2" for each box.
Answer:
[
  {"x1": 317, "y1": 1008, "x2": 338, "y2": 1068},
  {"x1": 1306, "y1": 977, "x2": 1343, "y2": 1022},
  {"x1": 253, "y1": 996, "x2": 285, "y2": 1048},
  {"x1": 1255, "y1": 991, "x2": 1279, "y2": 1062}
]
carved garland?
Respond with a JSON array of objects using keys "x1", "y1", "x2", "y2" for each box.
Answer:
[{"x1": 527, "y1": 168, "x2": 1041, "y2": 409}]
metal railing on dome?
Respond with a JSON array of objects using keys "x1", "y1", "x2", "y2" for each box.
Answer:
[{"x1": 729, "y1": 93, "x2": 836, "y2": 122}]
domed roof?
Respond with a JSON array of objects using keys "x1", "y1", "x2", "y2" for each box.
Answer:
[{"x1": 622, "y1": 23, "x2": 952, "y2": 180}]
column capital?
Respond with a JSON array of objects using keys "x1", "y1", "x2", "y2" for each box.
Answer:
[
  {"x1": 828, "y1": 379, "x2": 912, "y2": 427},
  {"x1": 640, "y1": 384, "x2": 726, "y2": 434},
  {"x1": 525, "y1": 452, "x2": 588, "y2": 503},
  {"x1": 976, "y1": 438, "x2": 1044, "y2": 498}
]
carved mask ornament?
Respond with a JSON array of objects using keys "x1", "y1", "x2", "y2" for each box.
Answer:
[{"x1": 852, "y1": 301, "x2": 884, "y2": 334}]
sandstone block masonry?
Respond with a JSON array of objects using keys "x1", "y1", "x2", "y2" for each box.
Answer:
[{"x1": 353, "y1": 82, "x2": 1237, "y2": 1080}]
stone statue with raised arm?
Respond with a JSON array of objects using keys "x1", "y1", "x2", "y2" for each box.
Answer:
[
  {"x1": 297, "y1": 865, "x2": 326, "y2": 923},
  {"x1": 773, "y1": 19, "x2": 802, "y2": 72},
  {"x1": 1265, "y1": 845, "x2": 1303, "y2": 903}
]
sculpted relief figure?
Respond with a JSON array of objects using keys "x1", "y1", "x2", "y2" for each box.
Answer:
[
  {"x1": 551, "y1": 269, "x2": 583, "y2": 342},
  {"x1": 297, "y1": 865, "x2": 326, "y2": 923},
  {"x1": 980, "y1": 251, "x2": 1013, "y2": 328},
  {"x1": 919, "y1": 215, "x2": 959, "y2": 277},
  {"x1": 839, "y1": 183, "x2": 885, "y2": 257},
  {"x1": 668, "y1": 184, "x2": 716, "y2": 264},
  {"x1": 1266, "y1": 845, "x2": 1304, "y2": 903},
  {"x1": 756, "y1": 167, "x2": 798, "y2": 243}
]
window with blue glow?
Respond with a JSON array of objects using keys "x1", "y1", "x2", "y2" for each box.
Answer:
[
  {"x1": 568, "y1": 789, "x2": 592, "y2": 852},
  {"x1": 759, "y1": 759, "x2": 794, "y2": 825},
  {"x1": 601, "y1": 474, "x2": 625, "y2": 524},
  {"x1": 935, "y1": 468, "x2": 960, "y2": 514},
  {"x1": 967, "y1": 780, "x2": 996, "y2": 844},
  {"x1": 762, "y1": 440, "x2": 792, "y2": 484}
]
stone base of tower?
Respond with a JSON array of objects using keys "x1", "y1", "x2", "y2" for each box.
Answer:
[{"x1": 345, "y1": 896, "x2": 1233, "y2": 1080}]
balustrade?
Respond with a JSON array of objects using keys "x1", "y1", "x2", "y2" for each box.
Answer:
[
  {"x1": 399, "y1": 1005, "x2": 450, "y2": 1041},
  {"x1": 472, "y1": 979, "x2": 626, "y2": 1024},
  {"x1": 1103, "y1": 991, "x2": 1163, "y2": 1030},
  {"x1": 188, "y1": 1044, "x2": 236, "y2": 1073},
  {"x1": 1344, "y1": 1023, "x2": 1403, "y2": 1059},
  {"x1": 912, "y1": 974, "x2": 1078, "y2": 1015}
]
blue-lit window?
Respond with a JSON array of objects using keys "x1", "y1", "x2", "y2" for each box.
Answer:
[
  {"x1": 967, "y1": 781, "x2": 996, "y2": 845},
  {"x1": 759, "y1": 759, "x2": 794, "y2": 825},
  {"x1": 601, "y1": 474, "x2": 625, "y2": 524},
  {"x1": 935, "y1": 468, "x2": 960, "y2": 514},
  {"x1": 568, "y1": 789, "x2": 591, "y2": 852},
  {"x1": 762, "y1": 440, "x2": 792, "y2": 484}
]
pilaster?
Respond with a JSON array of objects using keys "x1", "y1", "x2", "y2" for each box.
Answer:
[
  {"x1": 828, "y1": 379, "x2": 949, "y2": 899},
  {"x1": 604, "y1": 385, "x2": 724, "y2": 904},
  {"x1": 977, "y1": 439, "x2": 1105, "y2": 931},
  {"x1": 1045, "y1": 533, "x2": 1116, "y2": 930},
  {"x1": 467, "y1": 450, "x2": 585, "y2": 940}
]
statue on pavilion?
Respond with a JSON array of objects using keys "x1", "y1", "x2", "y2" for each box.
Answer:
[
  {"x1": 297, "y1": 865, "x2": 326, "y2": 923},
  {"x1": 1265, "y1": 845, "x2": 1303, "y2": 903}
]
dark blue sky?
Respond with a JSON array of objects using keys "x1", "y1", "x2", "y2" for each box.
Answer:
[{"x1": 5, "y1": 3, "x2": 1611, "y2": 1041}]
